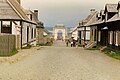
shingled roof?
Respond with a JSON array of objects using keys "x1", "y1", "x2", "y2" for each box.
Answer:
[
  {"x1": 105, "y1": 4, "x2": 118, "y2": 13},
  {"x1": 44, "y1": 29, "x2": 50, "y2": 34},
  {"x1": 25, "y1": 10, "x2": 39, "y2": 23},
  {"x1": 0, "y1": 0, "x2": 36, "y2": 24},
  {"x1": 0, "y1": 0, "x2": 21, "y2": 19},
  {"x1": 84, "y1": 10, "x2": 106, "y2": 26},
  {"x1": 25, "y1": 10, "x2": 44, "y2": 28},
  {"x1": 84, "y1": 11, "x2": 98, "y2": 26},
  {"x1": 7, "y1": 0, "x2": 29, "y2": 20}
]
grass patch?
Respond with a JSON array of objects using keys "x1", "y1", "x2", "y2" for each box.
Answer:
[
  {"x1": 22, "y1": 44, "x2": 32, "y2": 49},
  {"x1": 86, "y1": 48, "x2": 98, "y2": 50},
  {"x1": 38, "y1": 42, "x2": 52, "y2": 46},
  {"x1": 78, "y1": 44, "x2": 83, "y2": 47},
  {"x1": 0, "y1": 48, "x2": 18, "y2": 57},
  {"x1": 106, "y1": 50, "x2": 120, "y2": 60},
  {"x1": 108, "y1": 53, "x2": 120, "y2": 60},
  {"x1": 85, "y1": 45, "x2": 100, "y2": 50},
  {"x1": 102, "y1": 47, "x2": 120, "y2": 60}
]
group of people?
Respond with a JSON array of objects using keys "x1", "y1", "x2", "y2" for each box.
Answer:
[{"x1": 65, "y1": 38, "x2": 79, "y2": 48}]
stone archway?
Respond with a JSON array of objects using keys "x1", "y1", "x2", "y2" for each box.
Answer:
[{"x1": 53, "y1": 24, "x2": 66, "y2": 41}]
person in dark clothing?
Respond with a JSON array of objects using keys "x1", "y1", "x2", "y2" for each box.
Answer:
[
  {"x1": 71, "y1": 41, "x2": 73, "y2": 47},
  {"x1": 66, "y1": 40, "x2": 69, "y2": 47}
]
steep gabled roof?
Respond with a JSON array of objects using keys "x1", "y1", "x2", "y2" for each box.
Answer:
[
  {"x1": 86, "y1": 19, "x2": 105, "y2": 26},
  {"x1": 0, "y1": 0, "x2": 36, "y2": 24},
  {"x1": 105, "y1": 4, "x2": 118, "y2": 13},
  {"x1": 71, "y1": 26, "x2": 77, "y2": 33},
  {"x1": 84, "y1": 11, "x2": 98, "y2": 26},
  {"x1": 7, "y1": 0, "x2": 29, "y2": 20},
  {"x1": 0, "y1": 0, "x2": 21, "y2": 19},
  {"x1": 44, "y1": 29, "x2": 50, "y2": 34},
  {"x1": 25, "y1": 10, "x2": 39, "y2": 23},
  {"x1": 25, "y1": 10, "x2": 44, "y2": 27}
]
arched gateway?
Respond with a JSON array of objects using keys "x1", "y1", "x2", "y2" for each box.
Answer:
[{"x1": 53, "y1": 24, "x2": 66, "y2": 41}]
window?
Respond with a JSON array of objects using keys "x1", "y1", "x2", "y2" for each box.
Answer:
[
  {"x1": 34, "y1": 28, "x2": 36, "y2": 38},
  {"x1": 91, "y1": 30, "x2": 93, "y2": 36},
  {"x1": 31, "y1": 28, "x2": 33, "y2": 39},
  {"x1": 1, "y1": 21, "x2": 11, "y2": 34},
  {"x1": 30, "y1": 14, "x2": 32, "y2": 20}
]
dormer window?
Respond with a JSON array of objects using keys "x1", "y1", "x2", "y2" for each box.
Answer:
[
  {"x1": 104, "y1": 4, "x2": 118, "y2": 21},
  {"x1": 30, "y1": 14, "x2": 32, "y2": 20}
]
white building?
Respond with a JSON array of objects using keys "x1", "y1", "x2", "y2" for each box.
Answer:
[
  {"x1": 53, "y1": 24, "x2": 67, "y2": 41},
  {"x1": 0, "y1": 0, "x2": 38, "y2": 48}
]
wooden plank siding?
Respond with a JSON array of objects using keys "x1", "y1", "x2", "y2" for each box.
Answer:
[
  {"x1": 108, "y1": 31, "x2": 110, "y2": 45},
  {"x1": 114, "y1": 31, "x2": 116, "y2": 46},
  {"x1": 118, "y1": 31, "x2": 120, "y2": 46},
  {"x1": 0, "y1": 34, "x2": 16, "y2": 54}
]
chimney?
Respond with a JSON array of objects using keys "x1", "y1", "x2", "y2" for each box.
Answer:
[
  {"x1": 90, "y1": 9, "x2": 95, "y2": 14},
  {"x1": 34, "y1": 10, "x2": 38, "y2": 19},
  {"x1": 16, "y1": 0, "x2": 21, "y2": 4}
]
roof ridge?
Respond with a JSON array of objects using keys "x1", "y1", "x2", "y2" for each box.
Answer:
[
  {"x1": 85, "y1": 11, "x2": 98, "y2": 26},
  {"x1": 85, "y1": 11, "x2": 98, "y2": 22},
  {"x1": 106, "y1": 3, "x2": 117, "y2": 5},
  {"x1": 7, "y1": 0, "x2": 29, "y2": 20}
]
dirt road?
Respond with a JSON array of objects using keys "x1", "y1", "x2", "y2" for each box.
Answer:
[{"x1": 0, "y1": 40, "x2": 120, "y2": 80}]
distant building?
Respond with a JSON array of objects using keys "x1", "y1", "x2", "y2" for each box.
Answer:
[
  {"x1": 71, "y1": 26, "x2": 78, "y2": 40},
  {"x1": 45, "y1": 27, "x2": 53, "y2": 38},
  {"x1": 53, "y1": 24, "x2": 67, "y2": 41},
  {"x1": 43, "y1": 29, "x2": 50, "y2": 44}
]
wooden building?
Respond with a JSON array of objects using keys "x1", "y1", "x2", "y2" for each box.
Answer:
[
  {"x1": 78, "y1": 9, "x2": 98, "y2": 46},
  {"x1": 87, "y1": 2, "x2": 120, "y2": 48},
  {"x1": 71, "y1": 26, "x2": 78, "y2": 40},
  {"x1": 0, "y1": 0, "x2": 38, "y2": 48}
]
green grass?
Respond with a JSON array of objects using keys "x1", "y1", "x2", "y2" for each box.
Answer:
[
  {"x1": 78, "y1": 44, "x2": 83, "y2": 47},
  {"x1": 0, "y1": 48, "x2": 18, "y2": 57},
  {"x1": 86, "y1": 48, "x2": 99, "y2": 50},
  {"x1": 85, "y1": 45, "x2": 100, "y2": 50},
  {"x1": 38, "y1": 42, "x2": 52, "y2": 46},
  {"x1": 102, "y1": 47, "x2": 120, "y2": 60},
  {"x1": 22, "y1": 44, "x2": 32, "y2": 49},
  {"x1": 106, "y1": 50, "x2": 120, "y2": 60}
]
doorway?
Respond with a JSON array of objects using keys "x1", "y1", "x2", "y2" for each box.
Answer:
[{"x1": 57, "y1": 31, "x2": 63, "y2": 40}]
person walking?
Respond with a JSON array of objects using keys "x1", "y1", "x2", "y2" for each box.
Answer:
[
  {"x1": 76, "y1": 40, "x2": 79, "y2": 48},
  {"x1": 71, "y1": 41, "x2": 73, "y2": 47},
  {"x1": 66, "y1": 40, "x2": 69, "y2": 47}
]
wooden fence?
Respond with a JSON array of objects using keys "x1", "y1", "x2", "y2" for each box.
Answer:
[{"x1": 0, "y1": 34, "x2": 16, "y2": 54}]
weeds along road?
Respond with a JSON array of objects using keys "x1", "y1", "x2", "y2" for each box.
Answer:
[{"x1": 0, "y1": 40, "x2": 120, "y2": 80}]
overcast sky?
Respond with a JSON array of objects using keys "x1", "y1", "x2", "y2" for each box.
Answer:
[{"x1": 22, "y1": 0, "x2": 119, "y2": 27}]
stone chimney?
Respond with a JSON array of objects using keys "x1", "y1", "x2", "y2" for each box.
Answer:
[
  {"x1": 34, "y1": 10, "x2": 38, "y2": 19},
  {"x1": 90, "y1": 9, "x2": 95, "y2": 14},
  {"x1": 16, "y1": 0, "x2": 21, "y2": 4}
]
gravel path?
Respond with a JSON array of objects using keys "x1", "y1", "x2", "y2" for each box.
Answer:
[{"x1": 0, "y1": 40, "x2": 120, "y2": 80}]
